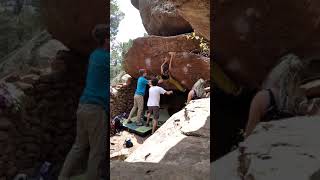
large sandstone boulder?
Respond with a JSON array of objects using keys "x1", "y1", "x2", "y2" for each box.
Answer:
[
  {"x1": 215, "y1": 1, "x2": 320, "y2": 89},
  {"x1": 41, "y1": 0, "x2": 106, "y2": 55},
  {"x1": 132, "y1": 0, "x2": 193, "y2": 36},
  {"x1": 124, "y1": 35, "x2": 210, "y2": 90},
  {"x1": 169, "y1": 0, "x2": 210, "y2": 40},
  {"x1": 125, "y1": 98, "x2": 210, "y2": 175},
  {"x1": 213, "y1": 116, "x2": 320, "y2": 180}
]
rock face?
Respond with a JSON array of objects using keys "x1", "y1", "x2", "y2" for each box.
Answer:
[
  {"x1": 132, "y1": 0, "x2": 193, "y2": 36},
  {"x1": 123, "y1": 98, "x2": 210, "y2": 176},
  {"x1": 111, "y1": 161, "x2": 208, "y2": 180},
  {"x1": 124, "y1": 35, "x2": 210, "y2": 90},
  {"x1": 41, "y1": 0, "x2": 106, "y2": 55},
  {"x1": 170, "y1": 0, "x2": 210, "y2": 40},
  {"x1": 213, "y1": 116, "x2": 320, "y2": 180},
  {"x1": 215, "y1": 1, "x2": 320, "y2": 89},
  {"x1": 0, "y1": 51, "x2": 88, "y2": 179}
]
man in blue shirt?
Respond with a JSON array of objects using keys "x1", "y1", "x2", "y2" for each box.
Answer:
[
  {"x1": 127, "y1": 69, "x2": 149, "y2": 126},
  {"x1": 59, "y1": 24, "x2": 108, "y2": 180}
]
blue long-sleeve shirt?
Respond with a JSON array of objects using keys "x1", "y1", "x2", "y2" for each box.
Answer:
[{"x1": 79, "y1": 48, "x2": 109, "y2": 111}]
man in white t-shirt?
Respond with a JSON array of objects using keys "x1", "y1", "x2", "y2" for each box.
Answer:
[{"x1": 147, "y1": 78, "x2": 173, "y2": 134}]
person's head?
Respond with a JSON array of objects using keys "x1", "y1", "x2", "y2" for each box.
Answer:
[
  {"x1": 139, "y1": 69, "x2": 147, "y2": 77},
  {"x1": 151, "y1": 78, "x2": 158, "y2": 86},
  {"x1": 92, "y1": 24, "x2": 109, "y2": 50}
]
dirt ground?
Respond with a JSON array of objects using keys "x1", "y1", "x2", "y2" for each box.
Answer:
[{"x1": 110, "y1": 131, "x2": 150, "y2": 160}]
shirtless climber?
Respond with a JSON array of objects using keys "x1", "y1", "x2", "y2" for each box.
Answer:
[
  {"x1": 244, "y1": 54, "x2": 320, "y2": 138},
  {"x1": 158, "y1": 52, "x2": 187, "y2": 92},
  {"x1": 187, "y1": 78, "x2": 210, "y2": 104}
]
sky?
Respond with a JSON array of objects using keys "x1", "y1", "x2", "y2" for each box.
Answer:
[{"x1": 114, "y1": 0, "x2": 147, "y2": 44}]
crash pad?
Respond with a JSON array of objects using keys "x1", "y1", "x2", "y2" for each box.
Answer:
[{"x1": 121, "y1": 108, "x2": 170, "y2": 136}]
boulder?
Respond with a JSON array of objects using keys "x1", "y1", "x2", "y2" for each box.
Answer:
[
  {"x1": 132, "y1": 0, "x2": 193, "y2": 36},
  {"x1": 169, "y1": 0, "x2": 210, "y2": 40},
  {"x1": 213, "y1": 116, "x2": 320, "y2": 180},
  {"x1": 125, "y1": 98, "x2": 210, "y2": 176},
  {"x1": 41, "y1": 0, "x2": 107, "y2": 55},
  {"x1": 215, "y1": 0, "x2": 320, "y2": 89},
  {"x1": 124, "y1": 35, "x2": 209, "y2": 90}
]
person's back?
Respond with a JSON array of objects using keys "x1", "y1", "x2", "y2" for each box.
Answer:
[
  {"x1": 80, "y1": 48, "x2": 109, "y2": 110},
  {"x1": 147, "y1": 86, "x2": 166, "y2": 107}
]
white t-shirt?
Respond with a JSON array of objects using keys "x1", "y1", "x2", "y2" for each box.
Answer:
[{"x1": 147, "y1": 86, "x2": 167, "y2": 107}]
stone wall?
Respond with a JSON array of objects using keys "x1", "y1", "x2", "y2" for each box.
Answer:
[
  {"x1": 110, "y1": 81, "x2": 136, "y2": 119},
  {"x1": 0, "y1": 50, "x2": 87, "y2": 179}
]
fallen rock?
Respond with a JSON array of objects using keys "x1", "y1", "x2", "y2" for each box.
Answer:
[
  {"x1": 20, "y1": 74, "x2": 40, "y2": 85},
  {"x1": 213, "y1": 116, "x2": 320, "y2": 180},
  {"x1": 125, "y1": 98, "x2": 210, "y2": 175},
  {"x1": 215, "y1": 1, "x2": 320, "y2": 89},
  {"x1": 124, "y1": 35, "x2": 209, "y2": 89},
  {"x1": 132, "y1": 0, "x2": 193, "y2": 36},
  {"x1": 41, "y1": 0, "x2": 107, "y2": 55},
  {"x1": 170, "y1": 0, "x2": 210, "y2": 40}
]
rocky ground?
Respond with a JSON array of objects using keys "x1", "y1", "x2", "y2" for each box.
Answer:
[
  {"x1": 110, "y1": 131, "x2": 150, "y2": 161},
  {"x1": 213, "y1": 116, "x2": 320, "y2": 180},
  {"x1": 111, "y1": 98, "x2": 210, "y2": 179}
]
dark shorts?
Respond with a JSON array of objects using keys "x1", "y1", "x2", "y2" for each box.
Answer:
[{"x1": 148, "y1": 106, "x2": 160, "y2": 120}]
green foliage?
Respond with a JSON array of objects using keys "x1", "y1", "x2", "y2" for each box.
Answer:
[
  {"x1": 186, "y1": 32, "x2": 210, "y2": 57},
  {"x1": 110, "y1": 0, "x2": 125, "y2": 42},
  {"x1": 110, "y1": 39, "x2": 133, "y2": 80}
]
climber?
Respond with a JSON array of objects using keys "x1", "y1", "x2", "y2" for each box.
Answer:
[
  {"x1": 58, "y1": 24, "x2": 108, "y2": 180},
  {"x1": 158, "y1": 52, "x2": 187, "y2": 92},
  {"x1": 146, "y1": 78, "x2": 173, "y2": 134},
  {"x1": 244, "y1": 54, "x2": 320, "y2": 138},
  {"x1": 127, "y1": 69, "x2": 150, "y2": 126},
  {"x1": 187, "y1": 78, "x2": 210, "y2": 104}
]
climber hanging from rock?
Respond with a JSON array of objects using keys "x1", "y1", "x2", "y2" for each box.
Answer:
[
  {"x1": 127, "y1": 69, "x2": 150, "y2": 126},
  {"x1": 158, "y1": 52, "x2": 187, "y2": 92},
  {"x1": 244, "y1": 54, "x2": 320, "y2": 138},
  {"x1": 187, "y1": 78, "x2": 210, "y2": 104},
  {"x1": 146, "y1": 78, "x2": 173, "y2": 134}
]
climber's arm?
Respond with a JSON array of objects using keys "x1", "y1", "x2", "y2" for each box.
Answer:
[
  {"x1": 169, "y1": 52, "x2": 175, "y2": 72},
  {"x1": 244, "y1": 90, "x2": 269, "y2": 138},
  {"x1": 187, "y1": 90, "x2": 195, "y2": 104}
]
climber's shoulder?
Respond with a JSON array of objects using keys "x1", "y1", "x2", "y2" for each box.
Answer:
[{"x1": 89, "y1": 48, "x2": 109, "y2": 65}]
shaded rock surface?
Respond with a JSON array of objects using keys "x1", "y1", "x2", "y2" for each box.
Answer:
[
  {"x1": 132, "y1": 0, "x2": 193, "y2": 36},
  {"x1": 169, "y1": 0, "x2": 210, "y2": 40},
  {"x1": 124, "y1": 35, "x2": 209, "y2": 90},
  {"x1": 123, "y1": 98, "x2": 210, "y2": 176},
  {"x1": 40, "y1": 0, "x2": 107, "y2": 55},
  {"x1": 111, "y1": 161, "x2": 208, "y2": 180},
  {"x1": 215, "y1": 1, "x2": 320, "y2": 89},
  {"x1": 0, "y1": 31, "x2": 67, "y2": 79},
  {"x1": 0, "y1": 51, "x2": 88, "y2": 179},
  {"x1": 213, "y1": 116, "x2": 320, "y2": 180}
]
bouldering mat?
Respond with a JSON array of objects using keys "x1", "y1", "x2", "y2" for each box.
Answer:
[{"x1": 121, "y1": 107, "x2": 170, "y2": 136}]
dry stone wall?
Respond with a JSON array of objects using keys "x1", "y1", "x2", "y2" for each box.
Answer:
[{"x1": 0, "y1": 50, "x2": 87, "y2": 179}]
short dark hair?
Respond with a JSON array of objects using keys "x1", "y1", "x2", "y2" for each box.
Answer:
[
  {"x1": 139, "y1": 69, "x2": 146, "y2": 76},
  {"x1": 92, "y1": 24, "x2": 109, "y2": 46},
  {"x1": 151, "y1": 78, "x2": 158, "y2": 86}
]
